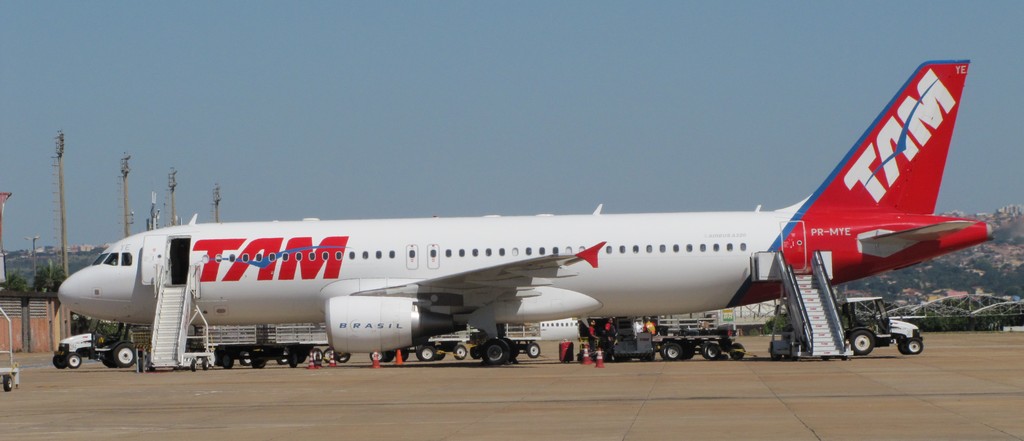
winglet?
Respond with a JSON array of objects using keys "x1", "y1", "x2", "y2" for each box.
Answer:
[{"x1": 575, "y1": 241, "x2": 607, "y2": 268}]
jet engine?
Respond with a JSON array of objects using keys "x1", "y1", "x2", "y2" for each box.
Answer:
[{"x1": 325, "y1": 296, "x2": 455, "y2": 353}]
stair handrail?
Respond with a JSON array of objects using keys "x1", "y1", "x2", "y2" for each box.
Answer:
[
  {"x1": 185, "y1": 264, "x2": 213, "y2": 356},
  {"x1": 775, "y1": 252, "x2": 814, "y2": 354},
  {"x1": 811, "y1": 251, "x2": 849, "y2": 353}
]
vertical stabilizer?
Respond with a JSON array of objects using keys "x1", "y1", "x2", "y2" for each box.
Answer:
[{"x1": 799, "y1": 60, "x2": 970, "y2": 216}]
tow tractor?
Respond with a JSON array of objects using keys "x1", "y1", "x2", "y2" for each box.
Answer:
[
  {"x1": 841, "y1": 297, "x2": 923, "y2": 356},
  {"x1": 53, "y1": 323, "x2": 137, "y2": 369}
]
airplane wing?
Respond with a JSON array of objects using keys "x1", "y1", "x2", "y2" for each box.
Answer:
[
  {"x1": 858, "y1": 221, "x2": 975, "y2": 258},
  {"x1": 350, "y1": 241, "x2": 606, "y2": 297},
  {"x1": 336, "y1": 242, "x2": 606, "y2": 334}
]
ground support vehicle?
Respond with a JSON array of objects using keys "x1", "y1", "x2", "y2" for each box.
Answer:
[
  {"x1": 841, "y1": 297, "x2": 923, "y2": 356},
  {"x1": 210, "y1": 323, "x2": 338, "y2": 369},
  {"x1": 52, "y1": 323, "x2": 137, "y2": 370},
  {"x1": 584, "y1": 317, "x2": 746, "y2": 362},
  {"x1": 419, "y1": 324, "x2": 543, "y2": 363},
  {"x1": 1, "y1": 305, "x2": 20, "y2": 391}
]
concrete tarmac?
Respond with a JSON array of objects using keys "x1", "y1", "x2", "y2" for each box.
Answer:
[{"x1": 3, "y1": 333, "x2": 1024, "y2": 440}]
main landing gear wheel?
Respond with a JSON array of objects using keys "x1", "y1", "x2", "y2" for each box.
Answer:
[
  {"x1": 502, "y1": 338, "x2": 520, "y2": 364},
  {"x1": 481, "y1": 339, "x2": 511, "y2": 366},
  {"x1": 850, "y1": 330, "x2": 875, "y2": 356}
]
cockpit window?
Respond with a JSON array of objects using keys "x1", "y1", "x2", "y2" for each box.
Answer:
[
  {"x1": 93, "y1": 253, "x2": 109, "y2": 266},
  {"x1": 121, "y1": 253, "x2": 133, "y2": 266},
  {"x1": 103, "y1": 253, "x2": 119, "y2": 266}
]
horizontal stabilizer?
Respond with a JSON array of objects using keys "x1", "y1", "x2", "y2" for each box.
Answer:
[{"x1": 858, "y1": 221, "x2": 975, "y2": 257}]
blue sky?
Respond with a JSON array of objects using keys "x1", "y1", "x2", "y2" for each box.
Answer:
[{"x1": 2, "y1": 2, "x2": 1022, "y2": 248}]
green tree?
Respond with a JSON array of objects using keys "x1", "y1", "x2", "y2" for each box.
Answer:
[
  {"x1": 33, "y1": 261, "x2": 66, "y2": 293},
  {"x1": 1, "y1": 271, "x2": 30, "y2": 292}
]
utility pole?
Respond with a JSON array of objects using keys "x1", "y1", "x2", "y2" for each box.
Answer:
[
  {"x1": 212, "y1": 183, "x2": 221, "y2": 223},
  {"x1": 25, "y1": 235, "x2": 39, "y2": 282},
  {"x1": 55, "y1": 132, "x2": 68, "y2": 276},
  {"x1": 121, "y1": 154, "x2": 131, "y2": 238},
  {"x1": 168, "y1": 168, "x2": 177, "y2": 226}
]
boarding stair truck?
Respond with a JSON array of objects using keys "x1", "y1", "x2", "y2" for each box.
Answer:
[
  {"x1": 148, "y1": 261, "x2": 215, "y2": 371},
  {"x1": 602, "y1": 316, "x2": 746, "y2": 362},
  {"x1": 754, "y1": 250, "x2": 853, "y2": 361},
  {"x1": 840, "y1": 297, "x2": 923, "y2": 356},
  {"x1": 52, "y1": 322, "x2": 138, "y2": 369},
  {"x1": 1, "y1": 304, "x2": 20, "y2": 392}
]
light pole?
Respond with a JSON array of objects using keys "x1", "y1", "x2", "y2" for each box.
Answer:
[{"x1": 25, "y1": 235, "x2": 39, "y2": 283}]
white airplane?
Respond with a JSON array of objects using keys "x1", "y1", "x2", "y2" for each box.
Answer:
[{"x1": 59, "y1": 60, "x2": 990, "y2": 365}]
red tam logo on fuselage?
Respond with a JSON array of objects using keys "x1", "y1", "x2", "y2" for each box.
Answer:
[{"x1": 193, "y1": 236, "x2": 350, "y2": 282}]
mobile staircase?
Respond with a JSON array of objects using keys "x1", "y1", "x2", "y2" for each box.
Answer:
[
  {"x1": 754, "y1": 250, "x2": 851, "y2": 360},
  {"x1": 149, "y1": 265, "x2": 214, "y2": 370}
]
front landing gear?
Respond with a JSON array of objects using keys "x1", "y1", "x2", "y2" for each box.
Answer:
[{"x1": 480, "y1": 338, "x2": 521, "y2": 366}]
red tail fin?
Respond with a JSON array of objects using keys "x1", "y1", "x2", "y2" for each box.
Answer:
[{"x1": 801, "y1": 60, "x2": 970, "y2": 215}]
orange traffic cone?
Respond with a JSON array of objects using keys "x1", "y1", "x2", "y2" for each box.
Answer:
[
  {"x1": 595, "y1": 349, "x2": 605, "y2": 368},
  {"x1": 326, "y1": 348, "x2": 337, "y2": 368},
  {"x1": 371, "y1": 352, "x2": 381, "y2": 369},
  {"x1": 307, "y1": 348, "x2": 316, "y2": 370},
  {"x1": 395, "y1": 349, "x2": 404, "y2": 366},
  {"x1": 582, "y1": 344, "x2": 592, "y2": 365}
]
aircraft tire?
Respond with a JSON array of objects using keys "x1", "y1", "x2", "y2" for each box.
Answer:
[{"x1": 481, "y1": 339, "x2": 510, "y2": 366}]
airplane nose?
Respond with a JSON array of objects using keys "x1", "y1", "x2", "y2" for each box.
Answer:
[{"x1": 58, "y1": 269, "x2": 93, "y2": 308}]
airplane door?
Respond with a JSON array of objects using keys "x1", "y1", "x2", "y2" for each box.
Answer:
[
  {"x1": 140, "y1": 235, "x2": 167, "y2": 285},
  {"x1": 427, "y1": 244, "x2": 440, "y2": 270},
  {"x1": 406, "y1": 245, "x2": 419, "y2": 270},
  {"x1": 781, "y1": 221, "x2": 808, "y2": 273},
  {"x1": 168, "y1": 237, "x2": 192, "y2": 285}
]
